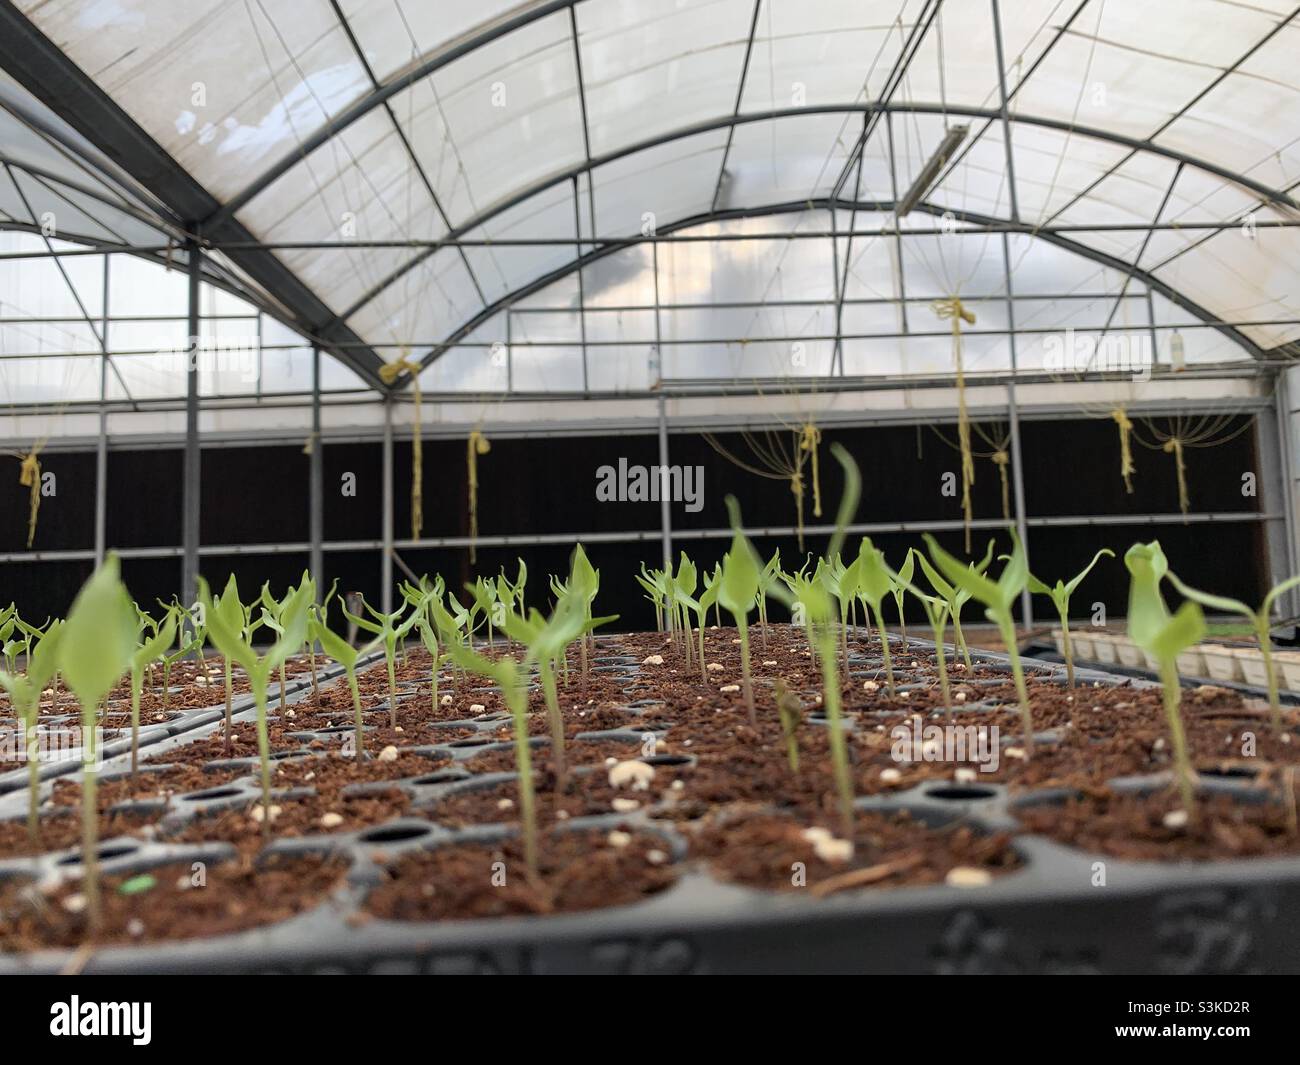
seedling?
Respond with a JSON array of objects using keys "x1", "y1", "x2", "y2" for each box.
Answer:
[
  {"x1": 1026, "y1": 549, "x2": 1114, "y2": 687},
  {"x1": 679, "y1": 564, "x2": 720, "y2": 683},
  {"x1": 504, "y1": 590, "x2": 615, "y2": 790},
  {"x1": 756, "y1": 550, "x2": 782, "y2": 651},
  {"x1": 925, "y1": 531, "x2": 1034, "y2": 752},
  {"x1": 158, "y1": 606, "x2": 201, "y2": 714},
  {"x1": 774, "y1": 677, "x2": 801, "y2": 774},
  {"x1": 635, "y1": 565, "x2": 668, "y2": 633},
  {"x1": 343, "y1": 597, "x2": 421, "y2": 728},
  {"x1": 1163, "y1": 569, "x2": 1300, "y2": 731},
  {"x1": 447, "y1": 640, "x2": 539, "y2": 878},
  {"x1": 919, "y1": 541, "x2": 994, "y2": 669},
  {"x1": 890, "y1": 548, "x2": 916, "y2": 651},
  {"x1": 206, "y1": 575, "x2": 245, "y2": 749},
  {"x1": 780, "y1": 560, "x2": 821, "y2": 665},
  {"x1": 569, "y1": 544, "x2": 601, "y2": 681},
  {"x1": 0, "y1": 619, "x2": 63, "y2": 844},
  {"x1": 311, "y1": 617, "x2": 378, "y2": 758},
  {"x1": 58, "y1": 556, "x2": 137, "y2": 931},
  {"x1": 732, "y1": 442, "x2": 861, "y2": 841},
  {"x1": 822, "y1": 552, "x2": 859, "y2": 672},
  {"x1": 128, "y1": 609, "x2": 177, "y2": 775},
  {"x1": 717, "y1": 518, "x2": 761, "y2": 725},
  {"x1": 1125, "y1": 541, "x2": 1204, "y2": 814},
  {"x1": 674, "y1": 553, "x2": 697, "y2": 668},
  {"x1": 856, "y1": 538, "x2": 900, "y2": 695},
  {"x1": 201, "y1": 576, "x2": 311, "y2": 830},
  {"x1": 469, "y1": 576, "x2": 499, "y2": 648}
]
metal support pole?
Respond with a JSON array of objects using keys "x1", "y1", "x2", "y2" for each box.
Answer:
[
  {"x1": 992, "y1": 0, "x2": 1032, "y2": 630},
  {"x1": 181, "y1": 239, "x2": 201, "y2": 604},
  {"x1": 1275, "y1": 368, "x2": 1300, "y2": 617},
  {"x1": 381, "y1": 394, "x2": 394, "y2": 613},
  {"x1": 309, "y1": 345, "x2": 323, "y2": 593},
  {"x1": 1256, "y1": 384, "x2": 1292, "y2": 617},
  {"x1": 652, "y1": 240, "x2": 671, "y2": 569},
  {"x1": 94, "y1": 253, "x2": 109, "y2": 566},
  {"x1": 1001, "y1": 232, "x2": 1033, "y2": 630}
]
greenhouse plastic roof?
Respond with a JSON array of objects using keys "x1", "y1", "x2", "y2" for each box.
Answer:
[{"x1": 0, "y1": 0, "x2": 1297, "y2": 394}]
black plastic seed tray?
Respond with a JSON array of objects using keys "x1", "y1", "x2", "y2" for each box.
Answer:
[{"x1": 1, "y1": 641, "x2": 1297, "y2": 974}]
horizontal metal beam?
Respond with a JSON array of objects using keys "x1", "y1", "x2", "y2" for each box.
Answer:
[
  {"x1": 394, "y1": 197, "x2": 1272, "y2": 377},
  {"x1": 0, "y1": 390, "x2": 1270, "y2": 455},
  {"x1": 191, "y1": 215, "x2": 1300, "y2": 250},
  {"x1": 0, "y1": 511, "x2": 1275, "y2": 565}
]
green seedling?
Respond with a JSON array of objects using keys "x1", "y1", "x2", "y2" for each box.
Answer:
[
  {"x1": 925, "y1": 531, "x2": 1034, "y2": 752},
  {"x1": 635, "y1": 564, "x2": 668, "y2": 633},
  {"x1": 674, "y1": 553, "x2": 697, "y2": 668},
  {"x1": 503, "y1": 590, "x2": 615, "y2": 791},
  {"x1": 0, "y1": 619, "x2": 63, "y2": 844},
  {"x1": 731, "y1": 442, "x2": 861, "y2": 842},
  {"x1": 128, "y1": 609, "x2": 177, "y2": 775},
  {"x1": 1164, "y1": 570, "x2": 1300, "y2": 731},
  {"x1": 780, "y1": 560, "x2": 820, "y2": 665},
  {"x1": 823, "y1": 552, "x2": 860, "y2": 672},
  {"x1": 569, "y1": 544, "x2": 601, "y2": 681},
  {"x1": 343, "y1": 597, "x2": 421, "y2": 728},
  {"x1": 311, "y1": 617, "x2": 379, "y2": 759},
  {"x1": 201, "y1": 576, "x2": 311, "y2": 832},
  {"x1": 159, "y1": 607, "x2": 201, "y2": 714},
  {"x1": 774, "y1": 677, "x2": 801, "y2": 774},
  {"x1": 756, "y1": 550, "x2": 782, "y2": 651},
  {"x1": 717, "y1": 519, "x2": 761, "y2": 725},
  {"x1": 890, "y1": 548, "x2": 916, "y2": 651},
  {"x1": 447, "y1": 640, "x2": 539, "y2": 878},
  {"x1": 1125, "y1": 541, "x2": 1205, "y2": 814},
  {"x1": 1026, "y1": 549, "x2": 1114, "y2": 687},
  {"x1": 308, "y1": 577, "x2": 340, "y2": 697},
  {"x1": 206, "y1": 574, "x2": 245, "y2": 749},
  {"x1": 58, "y1": 556, "x2": 137, "y2": 932},
  {"x1": 918, "y1": 541, "x2": 994, "y2": 670},
  {"x1": 856, "y1": 538, "x2": 901, "y2": 696},
  {"x1": 469, "y1": 576, "x2": 499, "y2": 648}
]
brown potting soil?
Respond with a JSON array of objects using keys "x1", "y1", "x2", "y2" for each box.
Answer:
[
  {"x1": 0, "y1": 853, "x2": 347, "y2": 949},
  {"x1": 3, "y1": 627, "x2": 1300, "y2": 949},
  {"x1": 362, "y1": 828, "x2": 678, "y2": 921}
]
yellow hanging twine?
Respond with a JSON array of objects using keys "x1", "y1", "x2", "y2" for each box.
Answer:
[
  {"x1": 1111, "y1": 407, "x2": 1135, "y2": 494},
  {"x1": 379, "y1": 354, "x2": 423, "y2": 542},
  {"x1": 797, "y1": 422, "x2": 823, "y2": 518},
  {"x1": 1163, "y1": 436, "x2": 1190, "y2": 519},
  {"x1": 467, "y1": 428, "x2": 490, "y2": 563},
  {"x1": 789, "y1": 470, "x2": 806, "y2": 551},
  {"x1": 991, "y1": 449, "x2": 1011, "y2": 523},
  {"x1": 933, "y1": 297, "x2": 977, "y2": 552},
  {"x1": 18, "y1": 448, "x2": 40, "y2": 549}
]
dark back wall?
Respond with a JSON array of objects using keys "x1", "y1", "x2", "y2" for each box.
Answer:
[{"x1": 0, "y1": 416, "x2": 1267, "y2": 629}]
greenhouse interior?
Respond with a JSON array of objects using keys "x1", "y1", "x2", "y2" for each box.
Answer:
[{"x1": 0, "y1": 0, "x2": 1298, "y2": 988}]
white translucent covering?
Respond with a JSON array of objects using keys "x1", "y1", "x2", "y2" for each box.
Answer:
[{"x1": 6, "y1": 0, "x2": 1296, "y2": 392}]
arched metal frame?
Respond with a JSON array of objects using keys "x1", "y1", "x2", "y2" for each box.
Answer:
[{"x1": 0, "y1": 0, "x2": 1294, "y2": 396}]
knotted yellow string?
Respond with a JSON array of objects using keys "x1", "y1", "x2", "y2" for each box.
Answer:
[
  {"x1": 379, "y1": 354, "x2": 423, "y2": 541},
  {"x1": 17, "y1": 449, "x2": 41, "y2": 548},
  {"x1": 790, "y1": 471, "x2": 806, "y2": 551},
  {"x1": 797, "y1": 422, "x2": 822, "y2": 518},
  {"x1": 933, "y1": 297, "x2": 977, "y2": 551},
  {"x1": 467, "y1": 428, "x2": 490, "y2": 563},
  {"x1": 1163, "y1": 436, "x2": 1189, "y2": 518},
  {"x1": 1111, "y1": 407, "x2": 1135, "y2": 493},
  {"x1": 991, "y1": 449, "x2": 1011, "y2": 522}
]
